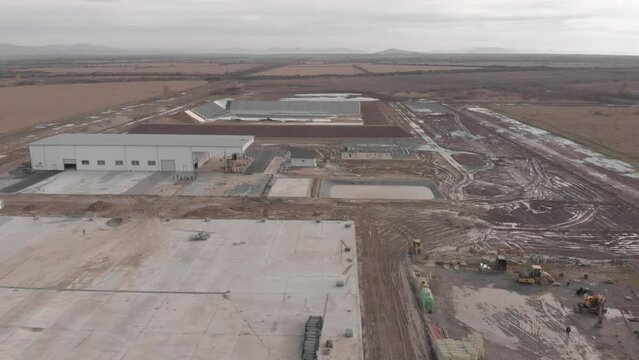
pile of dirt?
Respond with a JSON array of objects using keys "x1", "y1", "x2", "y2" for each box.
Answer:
[
  {"x1": 23, "y1": 204, "x2": 38, "y2": 212},
  {"x1": 87, "y1": 201, "x2": 113, "y2": 212},
  {"x1": 106, "y1": 217, "x2": 124, "y2": 227},
  {"x1": 451, "y1": 153, "x2": 486, "y2": 167}
]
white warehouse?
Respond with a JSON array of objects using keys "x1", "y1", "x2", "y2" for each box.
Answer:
[{"x1": 29, "y1": 133, "x2": 254, "y2": 172}]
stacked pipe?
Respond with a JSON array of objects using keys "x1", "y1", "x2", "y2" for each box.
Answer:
[{"x1": 301, "y1": 316, "x2": 323, "y2": 360}]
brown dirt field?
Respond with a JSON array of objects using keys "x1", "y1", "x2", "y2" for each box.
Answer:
[
  {"x1": 356, "y1": 63, "x2": 478, "y2": 73},
  {"x1": 488, "y1": 105, "x2": 639, "y2": 165},
  {"x1": 253, "y1": 64, "x2": 363, "y2": 76},
  {"x1": 232, "y1": 67, "x2": 639, "y2": 102},
  {"x1": 130, "y1": 123, "x2": 411, "y2": 138},
  {"x1": 17, "y1": 63, "x2": 259, "y2": 75},
  {"x1": 0, "y1": 80, "x2": 206, "y2": 135},
  {"x1": 566, "y1": 81, "x2": 639, "y2": 96}
]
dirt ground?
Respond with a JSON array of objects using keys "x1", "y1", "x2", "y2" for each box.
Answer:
[
  {"x1": 0, "y1": 80, "x2": 207, "y2": 135},
  {"x1": 253, "y1": 64, "x2": 364, "y2": 76},
  {"x1": 16, "y1": 62, "x2": 258, "y2": 75},
  {"x1": 488, "y1": 104, "x2": 639, "y2": 165},
  {"x1": 356, "y1": 63, "x2": 478, "y2": 73}
]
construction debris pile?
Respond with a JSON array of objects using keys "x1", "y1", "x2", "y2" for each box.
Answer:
[
  {"x1": 429, "y1": 324, "x2": 485, "y2": 360},
  {"x1": 188, "y1": 231, "x2": 210, "y2": 241}
]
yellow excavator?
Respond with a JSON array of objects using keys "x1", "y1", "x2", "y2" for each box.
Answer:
[
  {"x1": 576, "y1": 293, "x2": 607, "y2": 328},
  {"x1": 517, "y1": 265, "x2": 556, "y2": 285}
]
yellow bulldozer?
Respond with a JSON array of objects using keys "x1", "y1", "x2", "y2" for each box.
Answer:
[
  {"x1": 517, "y1": 265, "x2": 556, "y2": 285},
  {"x1": 575, "y1": 293, "x2": 607, "y2": 328}
]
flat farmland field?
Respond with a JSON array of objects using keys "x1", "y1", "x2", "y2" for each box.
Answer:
[
  {"x1": 489, "y1": 104, "x2": 639, "y2": 165},
  {"x1": 0, "y1": 80, "x2": 206, "y2": 135},
  {"x1": 18, "y1": 62, "x2": 259, "y2": 75},
  {"x1": 254, "y1": 64, "x2": 363, "y2": 76},
  {"x1": 357, "y1": 63, "x2": 478, "y2": 73}
]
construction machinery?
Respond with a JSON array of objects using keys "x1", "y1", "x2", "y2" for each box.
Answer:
[
  {"x1": 517, "y1": 265, "x2": 556, "y2": 285},
  {"x1": 411, "y1": 239, "x2": 423, "y2": 255},
  {"x1": 576, "y1": 293, "x2": 607, "y2": 328}
]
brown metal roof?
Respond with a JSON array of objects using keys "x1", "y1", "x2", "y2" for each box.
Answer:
[{"x1": 129, "y1": 124, "x2": 411, "y2": 138}]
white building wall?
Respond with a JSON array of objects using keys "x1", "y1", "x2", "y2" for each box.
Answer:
[
  {"x1": 291, "y1": 158, "x2": 316, "y2": 167},
  {"x1": 125, "y1": 146, "x2": 161, "y2": 171},
  {"x1": 75, "y1": 145, "x2": 126, "y2": 171},
  {"x1": 29, "y1": 145, "x2": 47, "y2": 170},
  {"x1": 158, "y1": 146, "x2": 192, "y2": 172},
  {"x1": 34, "y1": 145, "x2": 76, "y2": 170},
  {"x1": 30, "y1": 143, "x2": 248, "y2": 172}
]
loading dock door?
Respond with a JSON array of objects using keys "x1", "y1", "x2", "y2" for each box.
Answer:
[
  {"x1": 160, "y1": 160, "x2": 176, "y2": 172},
  {"x1": 63, "y1": 159, "x2": 76, "y2": 170}
]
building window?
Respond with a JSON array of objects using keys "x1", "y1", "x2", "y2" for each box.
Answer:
[
  {"x1": 148, "y1": 160, "x2": 156, "y2": 166},
  {"x1": 115, "y1": 160, "x2": 124, "y2": 166},
  {"x1": 81, "y1": 160, "x2": 89, "y2": 165},
  {"x1": 97, "y1": 160, "x2": 105, "y2": 166},
  {"x1": 131, "y1": 160, "x2": 140, "y2": 166}
]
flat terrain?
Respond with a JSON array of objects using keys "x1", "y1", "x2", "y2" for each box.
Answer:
[
  {"x1": 488, "y1": 104, "x2": 639, "y2": 165},
  {"x1": 357, "y1": 64, "x2": 478, "y2": 73},
  {"x1": 253, "y1": 64, "x2": 363, "y2": 76},
  {"x1": 0, "y1": 81, "x2": 206, "y2": 135},
  {"x1": 16, "y1": 170, "x2": 270, "y2": 197},
  {"x1": 0, "y1": 217, "x2": 361, "y2": 360},
  {"x1": 267, "y1": 177, "x2": 311, "y2": 198},
  {"x1": 2, "y1": 54, "x2": 639, "y2": 360},
  {"x1": 17, "y1": 62, "x2": 259, "y2": 75}
]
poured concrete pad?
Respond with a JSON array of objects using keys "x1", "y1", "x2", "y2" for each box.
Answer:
[
  {"x1": 20, "y1": 171, "x2": 154, "y2": 194},
  {"x1": 180, "y1": 172, "x2": 269, "y2": 197},
  {"x1": 268, "y1": 177, "x2": 311, "y2": 198},
  {"x1": 329, "y1": 184, "x2": 434, "y2": 200},
  {"x1": 0, "y1": 217, "x2": 361, "y2": 360},
  {"x1": 320, "y1": 179, "x2": 443, "y2": 200}
]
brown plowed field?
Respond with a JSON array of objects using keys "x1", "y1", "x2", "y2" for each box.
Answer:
[
  {"x1": 0, "y1": 80, "x2": 207, "y2": 135},
  {"x1": 18, "y1": 62, "x2": 259, "y2": 75},
  {"x1": 253, "y1": 64, "x2": 363, "y2": 76},
  {"x1": 129, "y1": 123, "x2": 410, "y2": 138},
  {"x1": 488, "y1": 104, "x2": 639, "y2": 165},
  {"x1": 357, "y1": 63, "x2": 478, "y2": 73}
]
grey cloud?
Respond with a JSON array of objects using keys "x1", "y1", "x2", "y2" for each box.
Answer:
[{"x1": 0, "y1": 0, "x2": 638, "y2": 54}]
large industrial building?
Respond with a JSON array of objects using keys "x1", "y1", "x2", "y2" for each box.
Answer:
[
  {"x1": 189, "y1": 99, "x2": 361, "y2": 122},
  {"x1": 29, "y1": 133, "x2": 254, "y2": 172}
]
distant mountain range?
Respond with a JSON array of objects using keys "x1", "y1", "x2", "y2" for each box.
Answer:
[
  {"x1": 209, "y1": 47, "x2": 367, "y2": 55},
  {"x1": 0, "y1": 43, "x2": 142, "y2": 58},
  {"x1": 0, "y1": 43, "x2": 523, "y2": 59}
]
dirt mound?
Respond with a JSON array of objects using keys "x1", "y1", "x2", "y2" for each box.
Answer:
[
  {"x1": 464, "y1": 184, "x2": 503, "y2": 196},
  {"x1": 452, "y1": 153, "x2": 486, "y2": 167},
  {"x1": 87, "y1": 201, "x2": 113, "y2": 212},
  {"x1": 106, "y1": 217, "x2": 123, "y2": 227}
]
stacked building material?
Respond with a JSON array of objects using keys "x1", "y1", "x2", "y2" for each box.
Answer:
[
  {"x1": 433, "y1": 332, "x2": 485, "y2": 360},
  {"x1": 302, "y1": 316, "x2": 323, "y2": 360}
]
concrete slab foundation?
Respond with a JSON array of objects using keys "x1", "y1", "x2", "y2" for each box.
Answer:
[
  {"x1": 268, "y1": 177, "x2": 312, "y2": 198},
  {"x1": 0, "y1": 217, "x2": 362, "y2": 360}
]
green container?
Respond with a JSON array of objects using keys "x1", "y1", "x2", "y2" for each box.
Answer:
[{"x1": 419, "y1": 287, "x2": 436, "y2": 313}]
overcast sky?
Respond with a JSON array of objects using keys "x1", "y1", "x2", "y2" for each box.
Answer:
[{"x1": 1, "y1": 0, "x2": 639, "y2": 54}]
